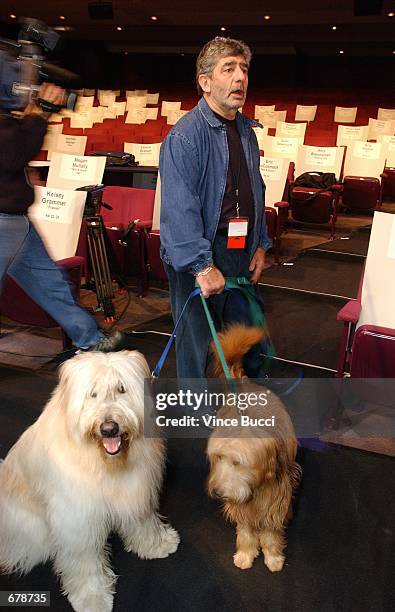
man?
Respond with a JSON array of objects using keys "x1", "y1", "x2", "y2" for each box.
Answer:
[
  {"x1": 159, "y1": 37, "x2": 271, "y2": 378},
  {"x1": 0, "y1": 81, "x2": 123, "y2": 353}
]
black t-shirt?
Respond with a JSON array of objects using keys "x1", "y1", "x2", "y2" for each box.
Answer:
[{"x1": 213, "y1": 112, "x2": 255, "y2": 232}]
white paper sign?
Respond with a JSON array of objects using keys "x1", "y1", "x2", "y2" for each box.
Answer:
[
  {"x1": 343, "y1": 140, "x2": 388, "y2": 179},
  {"x1": 126, "y1": 96, "x2": 148, "y2": 110},
  {"x1": 48, "y1": 113, "x2": 63, "y2": 123},
  {"x1": 161, "y1": 101, "x2": 181, "y2": 116},
  {"x1": 145, "y1": 107, "x2": 159, "y2": 120},
  {"x1": 103, "y1": 107, "x2": 117, "y2": 119},
  {"x1": 146, "y1": 93, "x2": 159, "y2": 104},
  {"x1": 83, "y1": 88, "x2": 96, "y2": 97},
  {"x1": 259, "y1": 110, "x2": 287, "y2": 128},
  {"x1": 124, "y1": 142, "x2": 161, "y2": 167},
  {"x1": 296, "y1": 145, "x2": 344, "y2": 179},
  {"x1": 377, "y1": 108, "x2": 395, "y2": 122},
  {"x1": 47, "y1": 153, "x2": 106, "y2": 189},
  {"x1": 29, "y1": 186, "x2": 87, "y2": 260},
  {"x1": 368, "y1": 118, "x2": 395, "y2": 140},
  {"x1": 99, "y1": 91, "x2": 116, "y2": 107},
  {"x1": 259, "y1": 156, "x2": 289, "y2": 207},
  {"x1": 70, "y1": 110, "x2": 93, "y2": 129},
  {"x1": 113, "y1": 101, "x2": 126, "y2": 116},
  {"x1": 295, "y1": 105, "x2": 317, "y2": 122},
  {"x1": 125, "y1": 108, "x2": 147, "y2": 124},
  {"x1": 48, "y1": 134, "x2": 87, "y2": 160},
  {"x1": 275, "y1": 121, "x2": 307, "y2": 141},
  {"x1": 75, "y1": 96, "x2": 94, "y2": 111},
  {"x1": 167, "y1": 109, "x2": 188, "y2": 125},
  {"x1": 264, "y1": 136, "x2": 300, "y2": 162},
  {"x1": 336, "y1": 125, "x2": 369, "y2": 146},
  {"x1": 334, "y1": 107, "x2": 357, "y2": 123},
  {"x1": 252, "y1": 126, "x2": 269, "y2": 149},
  {"x1": 42, "y1": 124, "x2": 63, "y2": 152},
  {"x1": 377, "y1": 135, "x2": 395, "y2": 166},
  {"x1": 254, "y1": 105, "x2": 275, "y2": 120}
]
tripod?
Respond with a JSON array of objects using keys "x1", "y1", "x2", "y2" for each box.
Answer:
[{"x1": 85, "y1": 214, "x2": 116, "y2": 323}]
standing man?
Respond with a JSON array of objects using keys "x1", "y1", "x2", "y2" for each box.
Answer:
[
  {"x1": 159, "y1": 37, "x2": 271, "y2": 378},
  {"x1": 0, "y1": 80, "x2": 124, "y2": 353}
]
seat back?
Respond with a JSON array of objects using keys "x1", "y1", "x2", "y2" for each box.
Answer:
[
  {"x1": 343, "y1": 140, "x2": 388, "y2": 179},
  {"x1": 350, "y1": 325, "x2": 395, "y2": 377},
  {"x1": 102, "y1": 186, "x2": 155, "y2": 227}
]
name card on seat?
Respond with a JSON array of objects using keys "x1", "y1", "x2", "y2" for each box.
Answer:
[
  {"x1": 46, "y1": 152, "x2": 106, "y2": 189},
  {"x1": 252, "y1": 126, "x2": 269, "y2": 149},
  {"x1": 259, "y1": 110, "x2": 287, "y2": 128},
  {"x1": 70, "y1": 110, "x2": 93, "y2": 129},
  {"x1": 42, "y1": 124, "x2": 64, "y2": 152},
  {"x1": 336, "y1": 125, "x2": 369, "y2": 146},
  {"x1": 125, "y1": 108, "x2": 147, "y2": 124},
  {"x1": 254, "y1": 105, "x2": 275, "y2": 121},
  {"x1": 126, "y1": 96, "x2": 148, "y2": 110},
  {"x1": 161, "y1": 101, "x2": 181, "y2": 117},
  {"x1": 98, "y1": 91, "x2": 116, "y2": 107},
  {"x1": 368, "y1": 118, "x2": 395, "y2": 140},
  {"x1": 295, "y1": 105, "x2": 317, "y2": 122},
  {"x1": 264, "y1": 136, "x2": 300, "y2": 163},
  {"x1": 29, "y1": 186, "x2": 87, "y2": 260},
  {"x1": 113, "y1": 101, "x2": 126, "y2": 116},
  {"x1": 146, "y1": 93, "x2": 160, "y2": 104},
  {"x1": 275, "y1": 121, "x2": 307, "y2": 141},
  {"x1": 75, "y1": 96, "x2": 94, "y2": 111},
  {"x1": 295, "y1": 145, "x2": 344, "y2": 179},
  {"x1": 259, "y1": 157, "x2": 290, "y2": 208},
  {"x1": 167, "y1": 109, "x2": 188, "y2": 125},
  {"x1": 124, "y1": 142, "x2": 161, "y2": 167},
  {"x1": 377, "y1": 108, "x2": 395, "y2": 122},
  {"x1": 334, "y1": 107, "x2": 357, "y2": 123},
  {"x1": 145, "y1": 107, "x2": 159, "y2": 120},
  {"x1": 377, "y1": 135, "x2": 395, "y2": 166},
  {"x1": 47, "y1": 134, "x2": 87, "y2": 160},
  {"x1": 343, "y1": 140, "x2": 388, "y2": 179}
]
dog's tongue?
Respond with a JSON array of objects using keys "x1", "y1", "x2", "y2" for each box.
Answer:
[{"x1": 102, "y1": 436, "x2": 122, "y2": 455}]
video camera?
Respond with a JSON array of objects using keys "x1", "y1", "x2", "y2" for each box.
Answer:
[{"x1": 0, "y1": 17, "x2": 79, "y2": 111}]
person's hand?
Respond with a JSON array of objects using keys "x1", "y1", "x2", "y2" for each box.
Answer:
[
  {"x1": 196, "y1": 266, "x2": 225, "y2": 298},
  {"x1": 249, "y1": 247, "x2": 266, "y2": 284},
  {"x1": 23, "y1": 83, "x2": 66, "y2": 117}
]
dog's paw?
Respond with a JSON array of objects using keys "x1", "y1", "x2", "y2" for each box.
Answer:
[
  {"x1": 233, "y1": 550, "x2": 256, "y2": 570},
  {"x1": 68, "y1": 591, "x2": 113, "y2": 612},
  {"x1": 264, "y1": 553, "x2": 285, "y2": 572},
  {"x1": 136, "y1": 524, "x2": 180, "y2": 560}
]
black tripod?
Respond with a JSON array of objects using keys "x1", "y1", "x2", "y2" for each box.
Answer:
[{"x1": 77, "y1": 185, "x2": 116, "y2": 323}]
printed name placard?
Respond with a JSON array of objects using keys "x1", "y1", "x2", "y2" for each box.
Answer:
[
  {"x1": 146, "y1": 93, "x2": 160, "y2": 104},
  {"x1": 126, "y1": 96, "x2": 148, "y2": 111},
  {"x1": 368, "y1": 118, "x2": 395, "y2": 140},
  {"x1": 125, "y1": 108, "x2": 147, "y2": 124},
  {"x1": 124, "y1": 142, "x2": 161, "y2": 167},
  {"x1": 296, "y1": 145, "x2": 344, "y2": 179},
  {"x1": 259, "y1": 156, "x2": 289, "y2": 207},
  {"x1": 47, "y1": 134, "x2": 87, "y2": 160},
  {"x1": 145, "y1": 107, "x2": 159, "y2": 120},
  {"x1": 47, "y1": 153, "x2": 106, "y2": 189},
  {"x1": 343, "y1": 140, "x2": 388, "y2": 178},
  {"x1": 161, "y1": 101, "x2": 181, "y2": 117},
  {"x1": 377, "y1": 108, "x2": 395, "y2": 122},
  {"x1": 254, "y1": 104, "x2": 275, "y2": 120},
  {"x1": 336, "y1": 125, "x2": 369, "y2": 146},
  {"x1": 42, "y1": 124, "x2": 63, "y2": 152},
  {"x1": 29, "y1": 186, "x2": 87, "y2": 260},
  {"x1": 91, "y1": 107, "x2": 105, "y2": 123},
  {"x1": 167, "y1": 109, "x2": 188, "y2": 125},
  {"x1": 70, "y1": 110, "x2": 93, "y2": 129},
  {"x1": 102, "y1": 107, "x2": 117, "y2": 119},
  {"x1": 334, "y1": 107, "x2": 357, "y2": 123},
  {"x1": 259, "y1": 110, "x2": 287, "y2": 128},
  {"x1": 275, "y1": 121, "x2": 307, "y2": 140},
  {"x1": 377, "y1": 135, "x2": 395, "y2": 166},
  {"x1": 99, "y1": 91, "x2": 116, "y2": 107},
  {"x1": 113, "y1": 101, "x2": 126, "y2": 116},
  {"x1": 252, "y1": 126, "x2": 269, "y2": 149},
  {"x1": 75, "y1": 96, "x2": 94, "y2": 111},
  {"x1": 295, "y1": 105, "x2": 317, "y2": 122},
  {"x1": 265, "y1": 136, "x2": 300, "y2": 162}
]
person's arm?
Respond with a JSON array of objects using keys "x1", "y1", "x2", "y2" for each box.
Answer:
[{"x1": 160, "y1": 130, "x2": 214, "y2": 274}]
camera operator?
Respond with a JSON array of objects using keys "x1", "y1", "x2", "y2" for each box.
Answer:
[{"x1": 0, "y1": 83, "x2": 125, "y2": 354}]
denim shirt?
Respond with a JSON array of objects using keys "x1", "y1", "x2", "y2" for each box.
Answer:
[{"x1": 159, "y1": 96, "x2": 272, "y2": 274}]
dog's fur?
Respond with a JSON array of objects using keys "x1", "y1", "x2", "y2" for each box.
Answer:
[
  {"x1": 207, "y1": 325, "x2": 301, "y2": 572},
  {"x1": 0, "y1": 350, "x2": 179, "y2": 612}
]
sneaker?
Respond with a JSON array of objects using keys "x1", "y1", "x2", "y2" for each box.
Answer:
[{"x1": 87, "y1": 331, "x2": 127, "y2": 353}]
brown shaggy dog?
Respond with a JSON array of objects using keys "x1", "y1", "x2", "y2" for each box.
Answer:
[{"x1": 207, "y1": 325, "x2": 301, "y2": 572}]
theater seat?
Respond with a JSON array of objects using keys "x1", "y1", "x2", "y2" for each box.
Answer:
[{"x1": 0, "y1": 256, "x2": 85, "y2": 350}]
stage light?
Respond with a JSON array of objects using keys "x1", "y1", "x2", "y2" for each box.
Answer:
[{"x1": 264, "y1": 15, "x2": 271, "y2": 20}]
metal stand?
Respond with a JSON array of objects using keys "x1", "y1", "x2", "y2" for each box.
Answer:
[{"x1": 85, "y1": 215, "x2": 116, "y2": 323}]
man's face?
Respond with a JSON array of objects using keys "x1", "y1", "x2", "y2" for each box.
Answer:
[{"x1": 200, "y1": 54, "x2": 249, "y2": 119}]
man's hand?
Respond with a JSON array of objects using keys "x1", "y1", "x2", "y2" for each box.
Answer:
[
  {"x1": 249, "y1": 247, "x2": 266, "y2": 284},
  {"x1": 195, "y1": 266, "x2": 225, "y2": 298},
  {"x1": 23, "y1": 83, "x2": 66, "y2": 117}
]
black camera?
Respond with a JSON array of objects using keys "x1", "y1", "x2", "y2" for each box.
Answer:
[
  {"x1": 76, "y1": 185, "x2": 114, "y2": 218},
  {"x1": 0, "y1": 17, "x2": 79, "y2": 111}
]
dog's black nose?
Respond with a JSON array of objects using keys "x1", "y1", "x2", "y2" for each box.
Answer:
[{"x1": 100, "y1": 421, "x2": 120, "y2": 437}]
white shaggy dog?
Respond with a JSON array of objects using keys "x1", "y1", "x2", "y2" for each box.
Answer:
[{"x1": 0, "y1": 350, "x2": 180, "y2": 612}]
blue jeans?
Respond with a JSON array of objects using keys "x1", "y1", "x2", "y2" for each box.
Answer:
[
  {"x1": 0, "y1": 214, "x2": 104, "y2": 349},
  {"x1": 164, "y1": 234, "x2": 266, "y2": 379}
]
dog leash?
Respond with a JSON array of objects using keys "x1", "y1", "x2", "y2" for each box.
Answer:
[{"x1": 151, "y1": 286, "x2": 232, "y2": 380}]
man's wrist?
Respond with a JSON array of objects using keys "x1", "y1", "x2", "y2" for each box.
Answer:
[{"x1": 195, "y1": 265, "x2": 214, "y2": 277}]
